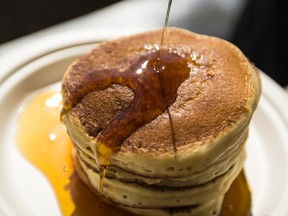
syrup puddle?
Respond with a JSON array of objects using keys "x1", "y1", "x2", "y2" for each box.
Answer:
[{"x1": 17, "y1": 91, "x2": 128, "y2": 216}]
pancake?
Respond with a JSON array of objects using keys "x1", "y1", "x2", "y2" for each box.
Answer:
[
  {"x1": 61, "y1": 27, "x2": 261, "y2": 215},
  {"x1": 76, "y1": 147, "x2": 245, "y2": 208}
]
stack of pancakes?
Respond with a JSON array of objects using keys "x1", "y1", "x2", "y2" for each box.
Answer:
[{"x1": 61, "y1": 28, "x2": 261, "y2": 215}]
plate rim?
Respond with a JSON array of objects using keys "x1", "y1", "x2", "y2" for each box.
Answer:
[
  {"x1": 0, "y1": 30, "x2": 288, "y2": 216},
  {"x1": 0, "y1": 28, "x2": 148, "y2": 85}
]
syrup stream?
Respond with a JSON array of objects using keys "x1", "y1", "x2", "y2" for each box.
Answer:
[
  {"x1": 157, "y1": 0, "x2": 178, "y2": 156},
  {"x1": 158, "y1": 0, "x2": 173, "y2": 59}
]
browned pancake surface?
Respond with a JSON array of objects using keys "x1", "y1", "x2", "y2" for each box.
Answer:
[{"x1": 62, "y1": 28, "x2": 258, "y2": 156}]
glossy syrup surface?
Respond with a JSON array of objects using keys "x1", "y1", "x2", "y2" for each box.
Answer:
[
  {"x1": 17, "y1": 91, "x2": 252, "y2": 216},
  {"x1": 17, "y1": 92, "x2": 74, "y2": 215}
]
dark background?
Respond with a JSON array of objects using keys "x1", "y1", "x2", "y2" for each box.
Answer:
[
  {"x1": 0, "y1": 0, "x2": 122, "y2": 44},
  {"x1": 231, "y1": 0, "x2": 288, "y2": 87},
  {"x1": 1, "y1": 0, "x2": 287, "y2": 86}
]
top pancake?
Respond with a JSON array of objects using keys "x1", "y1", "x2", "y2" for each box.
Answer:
[{"x1": 61, "y1": 28, "x2": 261, "y2": 176}]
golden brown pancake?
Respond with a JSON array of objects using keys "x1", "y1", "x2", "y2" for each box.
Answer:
[{"x1": 61, "y1": 27, "x2": 261, "y2": 215}]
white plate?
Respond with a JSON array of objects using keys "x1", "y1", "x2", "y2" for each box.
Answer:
[{"x1": 0, "y1": 30, "x2": 288, "y2": 216}]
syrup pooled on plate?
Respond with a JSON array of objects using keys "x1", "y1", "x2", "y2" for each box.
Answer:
[
  {"x1": 17, "y1": 91, "x2": 252, "y2": 216},
  {"x1": 17, "y1": 92, "x2": 129, "y2": 216}
]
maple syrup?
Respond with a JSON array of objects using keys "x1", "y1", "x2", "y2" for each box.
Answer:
[
  {"x1": 158, "y1": 0, "x2": 173, "y2": 58},
  {"x1": 99, "y1": 165, "x2": 107, "y2": 195},
  {"x1": 17, "y1": 92, "x2": 129, "y2": 216}
]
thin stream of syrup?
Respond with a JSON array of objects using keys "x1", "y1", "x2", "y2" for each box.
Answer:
[
  {"x1": 17, "y1": 91, "x2": 252, "y2": 216},
  {"x1": 157, "y1": 0, "x2": 178, "y2": 155},
  {"x1": 158, "y1": 0, "x2": 173, "y2": 58}
]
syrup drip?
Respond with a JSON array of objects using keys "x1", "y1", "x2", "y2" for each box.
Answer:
[
  {"x1": 17, "y1": 91, "x2": 252, "y2": 216},
  {"x1": 99, "y1": 165, "x2": 107, "y2": 195}
]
